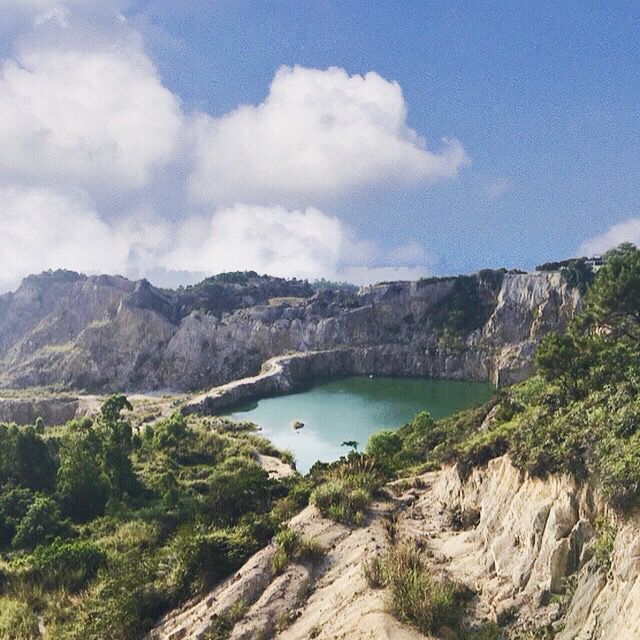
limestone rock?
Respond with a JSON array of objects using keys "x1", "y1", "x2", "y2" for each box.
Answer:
[{"x1": 0, "y1": 270, "x2": 581, "y2": 393}]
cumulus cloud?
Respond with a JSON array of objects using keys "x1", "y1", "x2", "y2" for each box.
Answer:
[
  {"x1": 579, "y1": 218, "x2": 640, "y2": 256},
  {"x1": 0, "y1": 5, "x2": 460, "y2": 291},
  {"x1": 164, "y1": 205, "x2": 347, "y2": 280},
  {"x1": 0, "y1": 41, "x2": 183, "y2": 190},
  {"x1": 0, "y1": 186, "x2": 128, "y2": 289},
  {"x1": 189, "y1": 65, "x2": 469, "y2": 204},
  {"x1": 0, "y1": 191, "x2": 430, "y2": 292}
]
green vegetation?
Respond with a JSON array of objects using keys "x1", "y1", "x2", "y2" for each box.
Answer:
[
  {"x1": 202, "y1": 601, "x2": 247, "y2": 640},
  {"x1": 391, "y1": 243, "x2": 640, "y2": 512},
  {"x1": 270, "y1": 527, "x2": 325, "y2": 575},
  {"x1": 0, "y1": 398, "x2": 309, "y2": 639},
  {"x1": 430, "y1": 270, "x2": 506, "y2": 337},
  {"x1": 536, "y1": 257, "x2": 596, "y2": 294},
  {"x1": 309, "y1": 454, "x2": 382, "y2": 526},
  {"x1": 363, "y1": 541, "x2": 505, "y2": 638},
  {"x1": 593, "y1": 518, "x2": 617, "y2": 571},
  {"x1": 365, "y1": 541, "x2": 460, "y2": 634}
]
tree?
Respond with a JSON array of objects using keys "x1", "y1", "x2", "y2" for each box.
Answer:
[
  {"x1": 561, "y1": 259, "x2": 594, "y2": 294},
  {"x1": 56, "y1": 423, "x2": 110, "y2": 521},
  {"x1": 0, "y1": 486, "x2": 33, "y2": 547},
  {"x1": 535, "y1": 332, "x2": 592, "y2": 398},
  {"x1": 366, "y1": 430, "x2": 402, "y2": 472},
  {"x1": 12, "y1": 495, "x2": 70, "y2": 550},
  {"x1": 585, "y1": 243, "x2": 640, "y2": 338},
  {"x1": 97, "y1": 395, "x2": 138, "y2": 497},
  {"x1": 0, "y1": 425, "x2": 56, "y2": 492}
]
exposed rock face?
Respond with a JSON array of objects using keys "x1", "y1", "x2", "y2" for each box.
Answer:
[
  {"x1": 148, "y1": 456, "x2": 640, "y2": 639},
  {"x1": 429, "y1": 457, "x2": 640, "y2": 639},
  {"x1": 0, "y1": 269, "x2": 580, "y2": 392},
  {"x1": 0, "y1": 396, "x2": 79, "y2": 426}
]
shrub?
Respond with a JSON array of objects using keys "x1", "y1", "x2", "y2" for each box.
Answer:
[
  {"x1": 593, "y1": 518, "x2": 616, "y2": 572},
  {"x1": 271, "y1": 528, "x2": 324, "y2": 575},
  {"x1": 30, "y1": 539, "x2": 106, "y2": 591},
  {"x1": 366, "y1": 430, "x2": 402, "y2": 473},
  {"x1": 363, "y1": 554, "x2": 385, "y2": 588},
  {"x1": 0, "y1": 486, "x2": 34, "y2": 548},
  {"x1": 12, "y1": 495, "x2": 70, "y2": 550},
  {"x1": 204, "y1": 462, "x2": 273, "y2": 527},
  {"x1": 59, "y1": 553, "x2": 165, "y2": 640},
  {"x1": 383, "y1": 541, "x2": 460, "y2": 634},
  {"x1": 203, "y1": 601, "x2": 247, "y2": 640},
  {"x1": 156, "y1": 525, "x2": 260, "y2": 601},
  {"x1": 310, "y1": 455, "x2": 380, "y2": 527},
  {"x1": 596, "y1": 430, "x2": 640, "y2": 508}
]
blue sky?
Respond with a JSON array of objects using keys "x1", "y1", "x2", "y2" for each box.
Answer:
[{"x1": 0, "y1": 1, "x2": 638, "y2": 289}]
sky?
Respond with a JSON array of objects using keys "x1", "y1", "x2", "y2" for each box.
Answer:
[{"x1": 0, "y1": 0, "x2": 638, "y2": 292}]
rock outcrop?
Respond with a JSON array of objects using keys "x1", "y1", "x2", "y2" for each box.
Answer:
[
  {"x1": 148, "y1": 456, "x2": 640, "y2": 639},
  {"x1": 426, "y1": 457, "x2": 640, "y2": 639},
  {"x1": 0, "y1": 269, "x2": 581, "y2": 392},
  {"x1": 0, "y1": 396, "x2": 79, "y2": 426}
]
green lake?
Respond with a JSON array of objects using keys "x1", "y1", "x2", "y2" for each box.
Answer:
[{"x1": 223, "y1": 376, "x2": 494, "y2": 473}]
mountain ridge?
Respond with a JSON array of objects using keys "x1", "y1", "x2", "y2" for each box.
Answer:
[{"x1": 0, "y1": 267, "x2": 580, "y2": 392}]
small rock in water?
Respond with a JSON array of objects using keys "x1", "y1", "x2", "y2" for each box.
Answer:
[{"x1": 292, "y1": 420, "x2": 305, "y2": 430}]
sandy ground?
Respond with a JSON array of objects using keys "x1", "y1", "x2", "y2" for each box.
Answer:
[{"x1": 147, "y1": 472, "x2": 487, "y2": 640}]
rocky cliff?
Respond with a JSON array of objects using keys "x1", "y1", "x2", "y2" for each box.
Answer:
[
  {"x1": 0, "y1": 268, "x2": 580, "y2": 392},
  {"x1": 148, "y1": 456, "x2": 640, "y2": 640}
]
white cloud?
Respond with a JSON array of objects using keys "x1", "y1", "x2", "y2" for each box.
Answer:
[
  {"x1": 579, "y1": 218, "x2": 640, "y2": 256},
  {"x1": 164, "y1": 204, "x2": 346, "y2": 281},
  {"x1": 484, "y1": 177, "x2": 510, "y2": 200},
  {"x1": 0, "y1": 186, "x2": 128, "y2": 289},
  {"x1": 0, "y1": 7, "x2": 457, "y2": 291},
  {"x1": 0, "y1": 40, "x2": 183, "y2": 190},
  {"x1": 0, "y1": 190, "x2": 431, "y2": 292},
  {"x1": 163, "y1": 204, "x2": 427, "y2": 284},
  {"x1": 189, "y1": 65, "x2": 469, "y2": 204}
]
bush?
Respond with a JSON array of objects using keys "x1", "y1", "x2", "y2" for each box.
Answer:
[
  {"x1": 12, "y1": 495, "x2": 70, "y2": 550},
  {"x1": 59, "y1": 552, "x2": 165, "y2": 640},
  {"x1": 311, "y1": 479, "x2": 372, "y2": 527},
  {"x1": 363, "y1": 554, "x2": 385, "y2": 588},
  {"x1": 366, "y1": 430, "x2": 402, "y2": 473},
  {"x1": 203, "y1": 601, "x2": 247, "y2": 640},
  {"x1": 270, "y1": 528, "x2": 324, "y2": 575},
  {"x1": 204, "y1": 462, "x2": 273, "y2": 526},
  {"x1": 0, "y1": 486, "x2": 34, "y2": 548},
  {"x1": 30, "y1": 539, "x2": 106, "y2": 591},
  {"x1": 382, "y1": 542, "x2": 460, "y2": 634},
  {"x1": 310, "y1": 454, "x2": 381, "y2": 527},
  {"x1": 593, "y1": 518, "x2": 616, "y2": 572}
]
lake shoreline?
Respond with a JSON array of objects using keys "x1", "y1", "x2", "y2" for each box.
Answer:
[
  {"x1": 183, "y1": 347, "x2": 495, "y2": 417},
  {"x1": 222, "y1": 375, "x2": 494, "y2": 473}
]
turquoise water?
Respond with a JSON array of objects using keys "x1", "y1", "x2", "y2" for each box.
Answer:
[{"x1": 223, "y1": 377, "x2": 494, "y2": 473}]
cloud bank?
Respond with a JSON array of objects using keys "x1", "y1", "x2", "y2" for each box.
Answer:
[
  {"x1": 579, "y1": 218, "x2": 640, "y2": 256},
  {"x1": 0, "y1": 187, "x2": 428, "y2": 290},
  {"x1": 0, "y1": 1, "x2": 467, "y2": 292}
]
